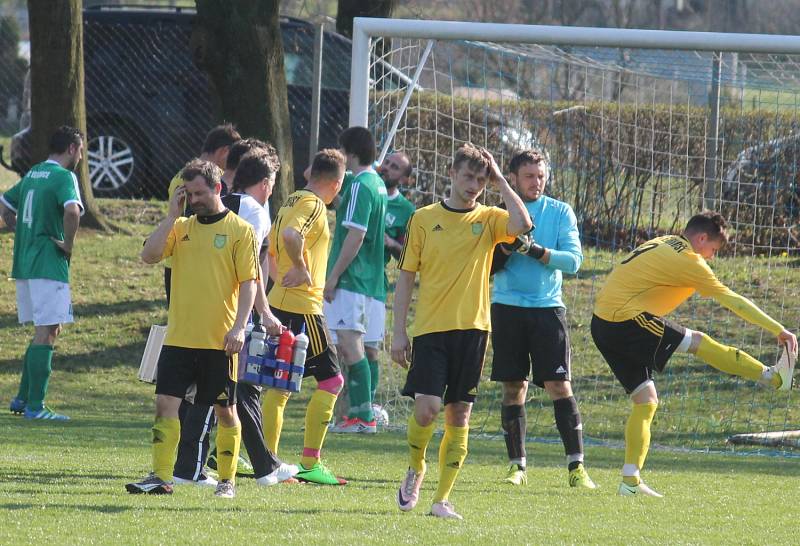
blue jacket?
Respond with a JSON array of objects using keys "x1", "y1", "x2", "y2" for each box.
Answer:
[{"x1": 492, "y1": 195, "x2": 582, "y2": 308}]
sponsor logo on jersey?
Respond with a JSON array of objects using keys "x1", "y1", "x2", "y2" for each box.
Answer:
[
  {"x1": 214, "y1": 234, "x2": 227, "y2": 249},
  {"x1": 471, "y1": 222, "x2": 484, "y2": 235},
  {"x1": 181, "y1": 234, "x2": 190, "y2": 242},
  {"x1": 432, "y1": 224, "x2": 444, "y2": 232}
]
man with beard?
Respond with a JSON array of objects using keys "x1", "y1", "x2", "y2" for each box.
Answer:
[{"x1": 2, "y1": 126, "x2": 84, "y2": 421}]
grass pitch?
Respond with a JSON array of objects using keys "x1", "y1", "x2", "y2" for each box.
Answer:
[{"x1": 1, "y1": 199, "x2": 799, "y2": 544}]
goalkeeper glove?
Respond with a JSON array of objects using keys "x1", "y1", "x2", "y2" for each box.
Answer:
[{"x1": 500, "y1": 232, "x2": 546, "y2": 260}]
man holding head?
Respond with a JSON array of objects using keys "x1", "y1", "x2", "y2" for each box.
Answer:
[{"x1": 127, "y1": 158, "x2": 259, "y2": 498}]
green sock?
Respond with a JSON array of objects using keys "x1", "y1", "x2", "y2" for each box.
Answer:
[
  {"x1": 368, "y1": 359, "x2": 380, "y2": 403},
  {"x1": 346, "y1": 357, "x2": 374, "y2": 421},
  {"x1": 27, "y1": 344, "x2": 54, "y2": 411},
  {"x1": 15, "y1": 346, "x2": 32, "y2": 401}
]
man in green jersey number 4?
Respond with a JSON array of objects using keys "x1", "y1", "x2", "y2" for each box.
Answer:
[{"x1": 1, "y1": 126, "x2": 85, "y2": 421}]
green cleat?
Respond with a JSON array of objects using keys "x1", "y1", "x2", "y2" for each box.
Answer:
[
  {"x1": 503, "y1": 463, "x2": 527, "y2": 486},
  {"x1": 295, "y1": 461, "x2": 347, "y2": 485},
  {"x1": 568, "y1": 464, "x2": 598, "y2": 489}
]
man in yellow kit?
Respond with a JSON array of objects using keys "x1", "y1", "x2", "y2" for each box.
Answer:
[
  {"x1": 261, "y1": 149, "x2": 349, "y2": 485},
  {"x1": 392, "y1": 144, "x2": 532, "y2": 519},
  {"x1": 591, "y1": 211, "x2": 798, "y2": 498},
  {"x1": 126, "y1": 158, "x2": 259, "y2": 498}
]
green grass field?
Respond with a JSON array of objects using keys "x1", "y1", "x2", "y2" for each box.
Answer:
[{"x1": 1, "y1": 199, "x2": 800, "y2": 544}]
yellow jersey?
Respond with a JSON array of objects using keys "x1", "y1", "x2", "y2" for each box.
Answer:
[
  {"x1": 594, "y1": 234, "x2": 783, "y2": 334},
  {"x1": 399, "y1": 201, "x2": 514, "y2": 337},
  {"x1": 162, "y1": 210, "x2": 260, "y2": 349},
  {"x1": 268, "y1": 189, "x2": 329, "y2": 314}
]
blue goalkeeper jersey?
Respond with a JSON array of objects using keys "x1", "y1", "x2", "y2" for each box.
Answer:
[{"x1": 492, "y1": 195, "x2": 582, "y2": 309}]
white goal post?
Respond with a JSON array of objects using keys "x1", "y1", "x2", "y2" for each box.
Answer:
[{"x1": 348, "y1": 17, "x2": 800, "y2": 454}]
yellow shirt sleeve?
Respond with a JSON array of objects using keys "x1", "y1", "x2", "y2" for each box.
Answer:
[
  {"x1": 487, "y1": 206, "x2": 514, "y2": 245},
  {"x1": 398, "y1": 212, "x2": 421, "y2": 273},
  {"x1": 234, "y1": 224, "x2": 260, "y2": 283},
  {"x1": 283, "y1": 195, "x2": 325, "y2": 237},
  {"x1": 160, "y1": 220, "x2": 180, "y2": 261}
]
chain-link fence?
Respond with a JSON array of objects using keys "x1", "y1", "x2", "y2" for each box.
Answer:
[{"x1": 0, "y1": 4, "x2": 352, "y2": 199}]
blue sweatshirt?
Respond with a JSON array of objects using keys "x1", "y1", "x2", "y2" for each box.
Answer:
[{"x1": 492, "y1": 195, "x2": 582, "y2": 308}]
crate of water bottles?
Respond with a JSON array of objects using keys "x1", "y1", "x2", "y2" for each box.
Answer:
[{"x1": 241, "y1": 322, "x2": 308, "y2": 392}]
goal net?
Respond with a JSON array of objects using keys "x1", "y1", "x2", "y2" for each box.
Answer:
[{"x1": 352, "y1": 19, "x2": 800, "y2": 454}]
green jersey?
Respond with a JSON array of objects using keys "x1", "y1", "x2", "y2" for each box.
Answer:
[
  {"x1": 1, "y1": 160, "x2": 84, "y2": 283},
  {"x1": 327, "y1": 169, "x2": 388, "y2": 300},
  {"x1": 384, "y1": 190, "x2": 415, "y2": 293}
]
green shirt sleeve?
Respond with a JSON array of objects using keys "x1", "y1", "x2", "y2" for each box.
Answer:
[
  {"x1": 55, "y1": 171, "x2": 84, "y2": 213},
  {"x1": 1, "y1": 180, "x2": 22, "y2": 211}
]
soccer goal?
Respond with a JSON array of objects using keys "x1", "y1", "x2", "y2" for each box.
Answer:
[{"x1": 350, "y1": 18, "x2": 800, "y2": 454}]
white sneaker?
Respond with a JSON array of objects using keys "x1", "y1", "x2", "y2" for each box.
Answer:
[
  {"x1": 255, "y1": 463, "x2": 299, "y2": 486},
  {"x1": 173, "y1": 474, "x2": 218, "y2": 487},
  {"x1": 618, "y1": 480, "x2": 663, "y2": 498},
  {"x1": 774, "y1": 342, "x2": 797, "y2": 391},
  {"x1": 214, "y1": 480, "x2": 235, "y2": 498},
  {"x1": 430, "y1": 500, "x2": 463, "y2": 520},
  {"x1": 397, "y1": 466, "x2": 426, "y2": 512}
]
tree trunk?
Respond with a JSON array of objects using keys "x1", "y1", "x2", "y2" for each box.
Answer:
[
  {"x1": 193, "y1": 0, "x2": 293, "y2": 212},
  {"x1": 336, "y1": 0, "x2": 397, "y2": 39},
  {"x1": 27, "y1": 0, "x2": 109, "y2": 230}
]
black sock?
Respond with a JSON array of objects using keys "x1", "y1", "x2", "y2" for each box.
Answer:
[
  {"x1": 553, "y1": 396, "x2": 584, "y2": 470},
  {"x1": 501, "y1": 404, "x2": 526, "y2": 468}
]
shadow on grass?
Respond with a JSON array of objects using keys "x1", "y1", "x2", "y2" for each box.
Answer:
[
  {"x1": 0, "y1": 341, "x2": 148, "y2": 372},
  {"x1": 1, "y1": 503, "x2": 130, "y2": 514}
]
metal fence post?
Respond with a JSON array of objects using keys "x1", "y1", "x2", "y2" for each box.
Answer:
[
  {"x1": 704, "y1": 51, "x2": 722, "y2": 210},
  {"x1": 309, "y1": 22, "x2": 323, "y2": 165}
]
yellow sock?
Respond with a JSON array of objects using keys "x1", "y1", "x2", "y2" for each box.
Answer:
[
  {"x1": 695, "y1": 333, "x2": 767, "y2": 382},
  {"x1": 624, "y1": 402, "x2": 658, "y2": 484},
  {"x1": 262, "y1": 388, "x2": 291, "y2": 454},
  {"x1": 407, "y1": 413, "x2": 436, "y2": 473},
  {"x1": 216, "y1": 422, "x2": 242, "y2": 482},
  {"x1": 300, "y1": 389, "x2": 337, "y2": 469},
  {"x1": 151, "y1": 416, "x2": 180, "y2": 482},
  {"x1": 432, "y1": 424, "x2": 469, "y2": 503}
]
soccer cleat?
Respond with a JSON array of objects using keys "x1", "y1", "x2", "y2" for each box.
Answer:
[
  {"x1": 255, "y1": 463, "x2": 300, "y2": 486},
  {"x1": 23, "y1": 405, "x2": 70, "y2": 421},
  {"x1": 568, "y1": 464, "x2": 598, "y2": 489},
  {"x1": 503, "y1": 463, "x2": 527, "y2": 486},
  {"x1": 295, "y1": 461, "x2": 347, "y2": 485},
  {"x1": 173, "y1": 474, "x2": 218, "y2": 487},
  {"x1": 9, "y1": 397, "x2": 25, "y2": 415},
  {"x1": 214, "y1": 480, "x2": 235, "y2": 498},
  {"x1": 618, "y1": 480, "x2": 663, "y2": 498},
  {"x1": 429, "y1": 500, "x2": 463, "y2": 520},
  {"x1": 397, "y1": 466, "x2": 426, "y2": 511},
  {"x1": 774, "y1": 342, "x2": 797, "y2": 391},
  {"x1": 125, "y1": 473, "x2": 174, "y2": 495},
  {"x1": 329, "y1": 417, "x2": 377, "y2": 434}
]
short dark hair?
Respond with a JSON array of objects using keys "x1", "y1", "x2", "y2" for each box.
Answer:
[
  {"x1": 49, "y1": 126, "x2": 83, "y2": 154},
  {"x1": 338, "y1": 126, "x2": 376, "y2": 165},
  {"x1": 392, "y1": 151, "x2": 413, "y2": 177},
  {"x1": 233, "y1": 149, "x2": 275, "y2": 191},
  {"x1": 452, "y1": 143, "x2": 489, "y2": 174},
  {"x1": 201, "y1": 123, "x2": 241, "y2": 154},
  {"x1": 684, "y1": 211, "x2": 729, "y2": 243},
  {"x1": 227, "y1": 138, "x2": 281, "y2": 175},
  {"x1": 310, "y1": 148, "x2": 346, "y2": 182},
  {"x1": 508, "y1": 148, "x2": 549, "y2": 175},
  {"x1": 180, "y1": 158, "x2": 222, "y2": 189}
]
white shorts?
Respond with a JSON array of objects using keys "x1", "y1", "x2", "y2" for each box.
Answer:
[
  {"x1": 324, "y1": 288, "x2": 385, "y2": 344},
  {"x1": 16, "y1": 279, "x2": 74, "y2": 326}
]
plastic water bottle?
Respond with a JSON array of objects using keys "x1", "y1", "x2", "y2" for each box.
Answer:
[
  {"x1": 290, "y1": 325, "x2": 308, "y2": 392},
  {"x1": 274, "y1": 329, "x2": 295, "y2": 388},
  {"x1": 245, "y1": 323, "x2": 266, "y2": 384}
]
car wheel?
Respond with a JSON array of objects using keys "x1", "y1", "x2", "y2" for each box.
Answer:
[{"x1": 87, "y1": 131, "x2": 137, "y2": 194}]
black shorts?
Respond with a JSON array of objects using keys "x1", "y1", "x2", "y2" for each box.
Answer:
[
  {"x1": 490, "y1": 304, "x2": 571, "y2": 387},
  {"x1": 402, "y1": 329, "x2": 489, "y2": 405},
  {"x1": 591, "y1": 313, "x2": 686, "y2": 394},
  {"x1": 155, "y1": 346, "x2": 237, "y2": 407},
  {"x1": 271, "y1": 306, "x2": 340, "y2": 382}
]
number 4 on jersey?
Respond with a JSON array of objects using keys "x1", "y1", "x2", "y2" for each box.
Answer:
[{"x1": 22, "y1": 190, "x2": 35, "y2": 227}]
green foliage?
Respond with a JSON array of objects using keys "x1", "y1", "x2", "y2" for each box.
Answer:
[{"x1": 384, "y1": 91, "x2": 800, "y2": 253}]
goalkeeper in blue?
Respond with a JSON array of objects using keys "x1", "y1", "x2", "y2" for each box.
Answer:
[
  {"x1": 592, "y1": 211, "x2": 797, "y2": 498},
  {"x1": 490, "y1": 149, "x2": 596, "y2": 489}
]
